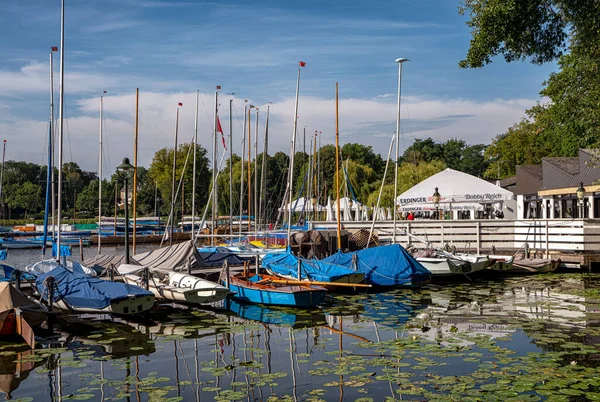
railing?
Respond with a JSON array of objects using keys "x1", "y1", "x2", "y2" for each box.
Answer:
[{"x1": 313, "y1": 219, "x2": 600, "y2": 253}]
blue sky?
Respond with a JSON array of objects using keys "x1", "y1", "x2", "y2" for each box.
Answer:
[{"x1": 0, "y1": 0, "x2": 556, "y2": 173}]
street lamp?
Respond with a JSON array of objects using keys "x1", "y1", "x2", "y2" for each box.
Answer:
[
  {"x1": 116, "y1": 157, "x2": 134, "y2": 264},
  {"x1": 577, "y1": 182, "x2": 585, "y2": 219},
  {"x1": 433, "y1": 187, "x2": 441, "y2": 220}
]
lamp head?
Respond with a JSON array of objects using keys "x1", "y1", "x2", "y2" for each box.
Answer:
[
  {"x1": 577, "y1": 182, "x2": 586, "y2": 201},
  {"x1": 116, "y1": 157, "x2": 135, "y2": 179},
  {"x1": 432, "y1": 187, "x2": 441, "y2": 205}
]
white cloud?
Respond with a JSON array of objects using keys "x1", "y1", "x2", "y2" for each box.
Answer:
[{"x1": 0, "y1": 91, "x2": 536, "y2": 173}]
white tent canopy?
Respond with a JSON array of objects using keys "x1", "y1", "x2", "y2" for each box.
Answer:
[
  {"x1": 279, "y1": 196, "x2": 324, "y2": 213},
  {"x1": 396, "y1": 168, "x2": 514, "y2": 211}
]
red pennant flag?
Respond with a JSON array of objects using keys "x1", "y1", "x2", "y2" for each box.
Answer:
[
  {"x1": 299, "y1": 61, "x2": 306, "y2": 67},
  {"x1": 178, "y1": 102, "x2": 183, "y2": 106},
  {"x1": 217, "y1": 116, "x2": 227, "y2": 150},
  {"x1": 51, "y1": 46, "x2": 58, "y2": 51},
  {"x1": 217, "y1": 85, "x2": 221, "y2": 90}
]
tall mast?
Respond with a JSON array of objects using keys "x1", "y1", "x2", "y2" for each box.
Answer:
[
  {"x1": 393, "y1": 58, "x2": 409, "y2": 243},
  {"x1": 239, "y1": 101, "x2": 247, "y2": 236},
  {"x1": 50, "y1": 47, "x2": 57, "y2": 239},
  {"x1": 191, "y1": 90, "x2": 199, "y2": 241},
  {"x1": 56, "y1": 0, "x2": 65, "y2": 262},
  {"x1": 98, "y1": 91, "x2": 105, "y2": 254},
  {"x1": 169, "y1": 102, "x2": 182, "y2": 245},
  {"x1": 247, "y1": 106, "x2": 252, "y2": 232},
  {"x1": 313, "y1": 132, "x2": 317, "y2": 221},
  {"x1": 0, "y1": 141, "x2": 5, "y2": 220},
  {"x1": 254, "y1": 108, "x2": 259, "y2": 236},
  {"x1": 228, "y1": 97, "x2": 233, "y2": 235},
  {"x1": 211, "y1": 86, "x2": 220, "y2": 245},
  {"x1": 287, "y1": 62, "x2": 304, "y2": 242},
  {"x1": 132, "y1": 88, "x2": 139, "y2": 254},
  {"x1": 318, "y1": 131, "x2": 321, "y2": 220},
  {"x1": 335, "y1": 82, "x2": 341, "y2": 250},
  {"x1": 259, "y1": 105, "x2": 269, "y2": 230}
]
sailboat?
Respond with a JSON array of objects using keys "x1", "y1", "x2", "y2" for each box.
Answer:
[
  {"x1": 31, "y1": 0, "x2": 155, "y2": 315},
  {"x1": 117, "y1": 264, "x2": 230, "y2": 305}
]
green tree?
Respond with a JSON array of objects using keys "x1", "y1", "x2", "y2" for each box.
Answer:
[
  {"x1": 402, "y1": 138, "x2": 444, "y2": 164},
  {"x1": 6, "y1": 181, "x2": 42, "y2": 218}
]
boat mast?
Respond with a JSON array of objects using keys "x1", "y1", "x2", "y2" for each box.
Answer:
[
  {"x1": 133, "y1": 88, "x2": 139, "y2": 254},
  {"x1": 98, "y1": 91, "x2": 104, "y2": 254},
  {"x1": 191, "y1": 90, "x2": 199, "y2": 241},
  {"x1": 286, "y1": 62, "x2": 303, "y2": 243},
  {"x1": 313, "y1": 131, "x2": 317, "y2": 221},
  {"x1": 246, "y1": 106, "x2": 252, "y2": 232},
  {"x1": 169, "y1": 102, "x2": 182, "y2": 246},
  {"x1": 211, "y1": 86, "x2": 220, "y2": 246},
  {"x1": 259, "y1": 104, "x2": 269, "y2": 230},
  {"x1": 0, "y1": 140, "x2": 5, "y2": 220},
  {"x1": 335, "y1": 82, "x2": 341, "y2": 250},
  {"x1": 239, "y1": 101, "x2": 247, "y2": 236},
  {"x1": 50, "y1": 47, "x2": 57, "y2": 240},
  {"x1": 56, "y1": 0, "x2": 65, "y2": 262},
  {"x1": 393, "y1": 58, "x2": 408, "y2": 244},
  {"x1": 228, "y1": 96, "x2": 233, "y2": 236},
  {"x1": 254, "y1": 107, "x2": 259, "y2": 237}
]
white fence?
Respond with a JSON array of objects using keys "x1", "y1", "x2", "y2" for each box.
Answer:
[{"x1": 313, "y1": 219, "x2": 600, "y2": 253}]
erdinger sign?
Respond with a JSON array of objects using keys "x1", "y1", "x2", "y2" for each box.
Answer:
[{"x1": 398, "y1": 195, "x2": 445, "y2": 205}]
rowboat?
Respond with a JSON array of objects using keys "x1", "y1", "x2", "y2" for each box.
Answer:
[
  {"x1": 225, "y1": 273, "x2": 327, "y2": 307},
  {"x1": 35, "y1": 265, "x2": 154, "y2": 314},
  {"x1": 117, "y1": 264, "x2": 230, "y2": 305}
]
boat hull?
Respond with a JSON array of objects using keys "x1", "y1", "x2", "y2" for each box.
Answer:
[
  {"x1": 416, "y1": 257, "x2": 470, "y2": 276},
  {"x1": 122, "y1": 275, "x2": 229, "y2": 304},
  {"x1": 52, "y1": 294, "x2": 154, "y2": 315},
  {"x1": 227, "y1": 275, "x2": 326, "y2": 307}
]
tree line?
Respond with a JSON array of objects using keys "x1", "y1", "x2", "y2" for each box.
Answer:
[{"x1": 0, "y1": 138, "x2": 488, "y2": 220}]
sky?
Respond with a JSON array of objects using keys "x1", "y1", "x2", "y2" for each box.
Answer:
[{"x1": 0, "y1": 0, "x2": 556, "y2": 176}]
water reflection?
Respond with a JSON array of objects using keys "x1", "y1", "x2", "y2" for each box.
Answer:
[{"x1": 1, "y1": 274, "x2": 600, "y2": 400}]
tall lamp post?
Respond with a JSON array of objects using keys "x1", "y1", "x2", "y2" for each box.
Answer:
[
  {"x1": 433, "y1": 187, "x2": 441, "y2": 220},
  {"x1": 117, "y1": 157, "x2": 134, "y2": 264},
  {"x1": 577, "y1": 182, "x2": 586, "y2": 219}
]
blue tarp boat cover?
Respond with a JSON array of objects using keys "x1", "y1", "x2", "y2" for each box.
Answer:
[
  {"x1": 0, "y1": 264, "x2": 34, "y2": 281},
  {"x1": 35, "y1": 266, "x2": 152, "y2": 310},
  {"x1": 262, "y1": 249, "x2": 360, "y2": 283},
  {"x1": 0, "y1": 250, "x2": 6, "y2": 260},
  {"x1": 322, "y1": 244, "x2": 431, "y2": 287},
  {"x1": 197, "y1": 251, "x2": 254, "y2": 268}
]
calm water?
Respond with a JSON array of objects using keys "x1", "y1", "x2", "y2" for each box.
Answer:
[{"x1": 3, "y1": 248, "x2": 600, "y2": 401}]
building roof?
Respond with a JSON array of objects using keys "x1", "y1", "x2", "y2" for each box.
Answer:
[
  {"x1": 515, "y1": 165, "x2": 543, "y2": 195},
  {"x1": 542, "y1": 157, "x2": 580, "y2": 175},
  {"x1": 499, "y1": 176, "x2": 517, "y2": 188}
]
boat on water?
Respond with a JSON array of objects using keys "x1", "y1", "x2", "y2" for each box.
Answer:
[
  {"x1": 117, "y1": 264, "x2": 230, "y2": 305},
  {"x1": 0, "y1": 236, "x2": 88, "y2": 250},
  {"x1": 262, "y1": 249, "x2": 364, "y2": 285},
  {"x1": 225, "y1": 272, "x2": 327, "y2": 307},
  {"x1": 0, "y1": 283, "x2": 47, "y2": 349},
  {"x1": 322, "y1": 244, "x2": 431, "y2": 287},
  {"x1": 501, "y1": 257, "x2": 558, "y2": 274},
  {"x1": 35, "y1": 265, "x2": 154, "y2": 314},
  {"x1": 228, "y1": 299, "x2": 327, "y2": 328},
  {"x1": 22, "y1": 259, "x2": 97, "y2": 277}
]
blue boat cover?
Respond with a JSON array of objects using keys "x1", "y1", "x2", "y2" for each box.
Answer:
[
  {"x1": 0, "y1": 249, "x2": 6, "y2": 261},
  {"x1": 52, "y1": 243, "x2": 72, "y2": 257},
  {"x1": 322, "y1": 244, "x2": 431, "y2": 287},
  {"x1": 35, "y1": 266, "x2": 153, "y2": 310},
  {"x1": 197, "y1": 251, "x2": 254, "y2": 268},
  {"x1": 262, "y1": 249, "x2": 361, "y2": 283},
  {"x1": 0, "y1": 264, "x2": 34, "y2": 281}
]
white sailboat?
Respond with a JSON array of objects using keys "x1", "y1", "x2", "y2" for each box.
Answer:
[{"x1": 117, "y1": 264, "x2": 229, "y2": 304}]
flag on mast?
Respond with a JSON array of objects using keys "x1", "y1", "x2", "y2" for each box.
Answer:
[
  {"x1": 299, "y1": 61, "x2": 306, "y2": 67},
  {"x1": 217, "y1": 116, "x2": 227, "y2": 150}
]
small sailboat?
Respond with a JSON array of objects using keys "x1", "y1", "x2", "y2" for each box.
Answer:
[
  {"x1": 225, "y1": 272, "x2": 327, "y2": 307},
  {"x1": 35, "y1": 265, "x2": 154, "y2": 314},
  {"x1": 323, "y1": 244, "x2": 431, "y2": 287},
  {"x1": 262, "y1": 249, "x2": 365, "y2": 285},
  {"x1": 117, "y1": 264, "x2": 230, "y2": 305},
  {"x1": 0, "y1": 283, "x2": 47, "y2": 349}
]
